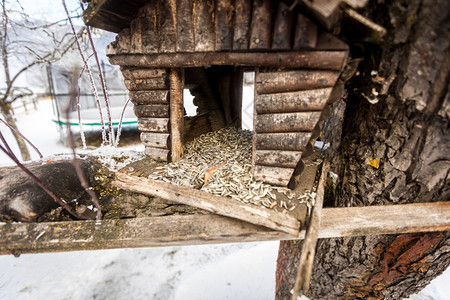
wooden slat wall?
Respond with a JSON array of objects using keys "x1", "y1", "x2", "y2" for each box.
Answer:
[
  {"x1": 253, "y1": 68, "x2": 338, "y2": 186},
  {"x1": 122, "y1": 67, "x2": 172, "y2": 162},
  {"x1": 107, "y1": 0, "x2": 346, "y2": 55}
]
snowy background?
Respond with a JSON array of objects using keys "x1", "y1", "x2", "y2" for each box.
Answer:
[{"x1": 0, "y1": 1, "x2": 448, "y2": 299}]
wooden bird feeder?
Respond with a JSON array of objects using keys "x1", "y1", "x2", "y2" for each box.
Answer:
[{"x1": 2, "y1": 3, "x2": 449, "y2": 285}]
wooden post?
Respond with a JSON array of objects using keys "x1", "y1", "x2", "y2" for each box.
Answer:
[
  {"x1": 292, "y1": 164, "x2": 328, "y2": 298},
  {"x1": 170, "y1": 68, "x2": 184, "y2": 162}
]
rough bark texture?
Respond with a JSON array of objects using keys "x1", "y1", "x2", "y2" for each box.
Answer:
[{"x1": 276, "y1": 0, "x2": 450, "y2": 299}]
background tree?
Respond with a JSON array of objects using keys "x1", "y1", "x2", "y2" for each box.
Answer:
[
  {"x1": 276, "y1": 0, "x2": 449, "y2": 298},
  {"x1": 0, "y1": 0, "x2": 80, "y2": 160}
]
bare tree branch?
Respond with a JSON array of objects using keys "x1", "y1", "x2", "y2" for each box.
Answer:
[
  {"x1": 0, "y1": 117, "x2": 43, "y2": 158},
  {"x1": 62, "y1": 0, "x2": 107, "y2": 144}
]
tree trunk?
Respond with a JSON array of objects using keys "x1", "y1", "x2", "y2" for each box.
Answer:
[
  {"x1": 276, "y1": 0, "x2": 450, "y2": 299},
  {"x1": 0, "y1": 102, "x2": 31, "y2": 161}
]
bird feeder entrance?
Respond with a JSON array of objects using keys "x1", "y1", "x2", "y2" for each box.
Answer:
[{"x1": 108, "y1": 0, "x2": 349, "y2": 188}]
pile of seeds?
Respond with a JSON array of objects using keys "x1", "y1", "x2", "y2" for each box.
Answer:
[{"x1": 149, "y1": 127, "x2": 315, "y2": 211}]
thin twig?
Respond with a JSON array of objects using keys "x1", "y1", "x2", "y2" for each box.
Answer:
[
  {"x1": 62, "y1": 0, "x2": 107, "y2": 144},
  {"x1": 0, "y1": 134, "x2": 82, "y2": 219},
  {"x1": 67, "y1": 68, "x2": 102, "y2": 221},
  {"x1": 114, "y1": 98, "x2": 130, "y2": 147},
  {"x1": 77, "y1": 66, "x2": 87, "y2": 149},
  {"x1": 0, "y1": 117, "x2": 43, "y2": 158},
  {"x1": 80, "y1": 1, "x2": 113, "y2": 145}
]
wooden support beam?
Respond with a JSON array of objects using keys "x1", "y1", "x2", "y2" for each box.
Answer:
[
  {"x1": 2, "y1": 201, "x2": 448, "y2": 255},
  {"x1": 113, "y1": 173, "x2": 302, "y2": 236},
  {"x1": 170, "y1": 68, "x2": 184, "y2": 162},
  {"x1": 108, "y1": 51, "x2": 348, "y2": 70}
]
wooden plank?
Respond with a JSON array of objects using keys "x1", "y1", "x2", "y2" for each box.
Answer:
[
  {"x1": 138, "y1": 118, "x2": 169, "y2": 133},
  {"x1": 121, "y1": 68, "x2": 167, "y2": 80},
  {"x1": 215, "y1": 0, "x2": 233, "y2": 51},
  {"x1": 184, "y1": 114, "x2": 212, "y2": 142},
  {"x1": 249, "y1": 0, "x2": 273, "y2": 49},
  {"x1": 108, "y1": 51, "x2": 348, "y2": 70},
  {"x1": 130, "y1": 16, "x2": 143, "y2": 53},
  {"x1": 342, "y1": 7, "x2": 387, "y2": 43},
  {"x1": 158, "y1": 0, "x2": 177, "y2": 52},
  {"x1": 255, "y1": 88, "x2": 332, "y2": 114},
  {"x1": 294, "y1": 14, "x2": 318, "y2": 49},
  {"x1": 134, "y1": 104, "x2": 169, "y2": 118},
  {"x1": 140, "y1": 132, "x2": 170, "y2": 149},
  {"x1": 113, "y1": 173, "x2": 301, "y2": 236},
  {"x1": 144, "y1": 146, "x2": 170, "y2": 161},
  {"x1": 254, "y1": 150, "x2": 302, "y2": 168},
  {"x1": 272, "y1": 1, "x2": 294, "y2": 50},
  {"x1": 141, "y1": 3, "x2": 159, "y2": 53},
  {"x1": 299, "y1": 0, "x2": 342, "y2": 31},
  {"x1": 255, "y1": 112, "x2": 321, "y2": 133},
  {"x1": 124, "y1": 78, "x2": 169, "y2": 91},
  {"x1": 256, "y1": 70, "x2": 340, "y2": 94},
  {"x1": 292, "y1": 164, "x2": 328, "y2": 298},
  {"x1": 0, "y1": 214, "x2": 293, "y2": 255},
  {"x1": 2, "y1": 202, "x2": 448, "y2": 255},
  {"x1": 255, "y1": 132, "x2": 312, "y2": 151},
  {"x1": 253, "y1": 165, "x2": 295, "y2": 186},
  {"x1": 129, "y1": 90, "x2": 169, "y2": 105},
  {"x1": 233, "y1": 0, "x2": 252, "y2": 50},
  {"x1": 193, "y1": 0, "x2": 216, "y2": 51},
  {"x1": 176, "y1": 0, "x2": 195, "y2": 52},
  {"x1": 170, "y1": 68, "x2": 184, "y2": 162}
]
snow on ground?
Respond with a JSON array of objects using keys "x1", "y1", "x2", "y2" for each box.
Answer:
[{"x1": 0, "y1": 99, "x2": 448, "y2": 300}]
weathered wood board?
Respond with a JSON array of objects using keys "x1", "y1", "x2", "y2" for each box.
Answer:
[{"x1": 2, "y1": 201, "x2": 448, "y2": 255}]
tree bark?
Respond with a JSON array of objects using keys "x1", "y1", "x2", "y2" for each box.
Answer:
[{"x1": 276, "y1": 0, "x2": 450, "y2": 299}]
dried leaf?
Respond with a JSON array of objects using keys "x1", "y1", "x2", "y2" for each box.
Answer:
[
  {"x1": 368, "y1": 157, "x2": 380, "y2": 169},
  {"x1": 204, "y1": 163, "x2": 226, "y2": 185}
]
